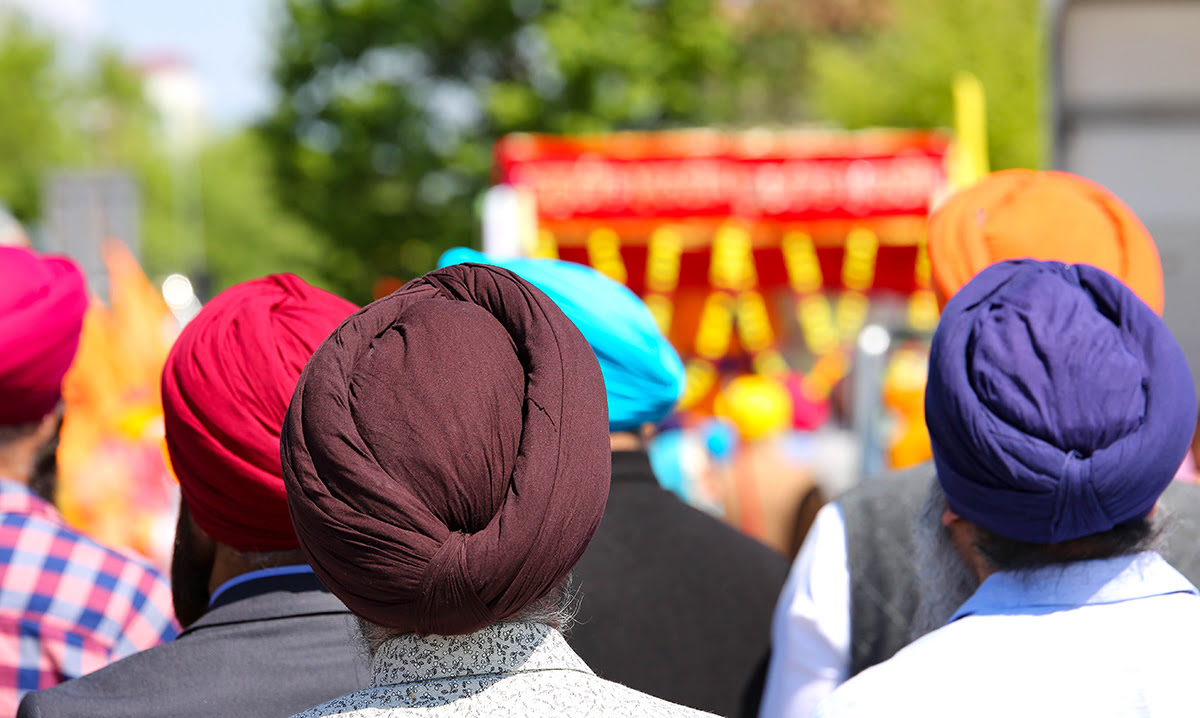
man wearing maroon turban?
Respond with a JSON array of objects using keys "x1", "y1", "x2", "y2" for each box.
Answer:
[
  {"x1": 0, "y1": 247, "x2": 177, "y2": 715},
  {"x1": 20, "y1": 274, "x2": 370, "y2": 718},
  {"x1": 284, "y1": 264, "x2": 714, "y2": 717}
]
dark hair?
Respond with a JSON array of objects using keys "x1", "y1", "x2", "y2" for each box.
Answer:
[{"x1": 975, "y1": 517, "x2": 1161, "y2": 573}]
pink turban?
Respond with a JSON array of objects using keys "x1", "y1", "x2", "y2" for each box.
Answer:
[
  {"x1": 0, "y1": 247, "x2": 87, "y2": 425},
  {"x1": 162, "y1": 274, "x2": 357, "y2": 551}
]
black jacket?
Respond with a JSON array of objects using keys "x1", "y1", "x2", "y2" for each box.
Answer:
[
  {"x1": 569, "y1": 450, "x2": 789, "y2": 718},
  {"x1": 18, "y1": 570, "x2": 370, "y2": 718}
]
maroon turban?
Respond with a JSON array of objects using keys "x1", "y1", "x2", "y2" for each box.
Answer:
[
  {"x1": 162, "y1": 274, "x2": 357, "y2": 551},
  {"x1": 0, "y1": 247, "x2": 87, "y2": 425},
  {"x1": 282, "y1": 264, "x2": 610, "y2": 636}
]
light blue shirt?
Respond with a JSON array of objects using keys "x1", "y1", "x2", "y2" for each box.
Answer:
[{"x1": 815, "y1": 552, "x2": 1200, "y2": 717}]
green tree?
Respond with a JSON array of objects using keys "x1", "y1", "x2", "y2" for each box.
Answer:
[
  {"x1": 198, "y1": 131, "x2": 332, "y2": 294},
  {"x1": 808, "y1": 0, "x2": 1044, "y2": 171},
  {"x1": 263, "y1": 0, "x2": 740, "y2": 302},
  {"x1": 0, "y1": 15, "x2": 77, "y2": 221}
]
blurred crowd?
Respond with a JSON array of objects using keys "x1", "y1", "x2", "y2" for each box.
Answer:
[{"x1": 3, "y1": 167, "x2": 1200, "y2": 718}]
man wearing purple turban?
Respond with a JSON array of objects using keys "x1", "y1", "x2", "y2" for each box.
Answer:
[
  {"x1": 815, "y1": 260, "x2": 1200, "y2": 717},
  {"x1": 283, "y1": 264, "x2": 715, "y2": 717}
]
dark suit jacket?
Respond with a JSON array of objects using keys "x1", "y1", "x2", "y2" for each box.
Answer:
[
  {"x1": 569, "y1": 450, "x2": 789, "y2": 718},
  {"x1": 18, "y1": 570, "x2": 370, "y2": 718}
]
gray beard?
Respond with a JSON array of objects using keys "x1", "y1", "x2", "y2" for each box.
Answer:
[{"x1": 908, "y1": 480, "x2": 980, "y2": 642}]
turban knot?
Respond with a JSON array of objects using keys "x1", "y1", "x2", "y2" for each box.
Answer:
[
  {"x1": 162, "y1": 274, "x2": 357, "y2": 551},
  {"x1": 282, "y1": 263, "x2": 610, "y2": 636},
  {"x1": 929, "y1": 170, "x2": 1164, "y2": 314},
  {"x1": 926, "y1": 260, "x2": 1195, "y2": 543},
  {"x1": 0, "y1": 247, "x2": 87, "y2": 425},
  {"x1": 439, "y1": 248, "x2": 684, "y2": 430}
]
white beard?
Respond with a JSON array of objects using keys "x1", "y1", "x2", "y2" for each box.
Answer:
[{"x1": 908, "y1": 480, "x2": 981, "y2": 642}]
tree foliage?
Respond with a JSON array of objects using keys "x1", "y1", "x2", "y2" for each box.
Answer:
[
  {"x1": 808, "y1": 0, "x2": 1044, "y2": 171},
  {"x1": 199, "y1": 131, "x2": 331, "y2": 294},
  {"x1": 0, "y1": 16, "x2": 76, "y2": 221},
  {"x1": 263, "y1": 0, "x2": 741, "y2": 301}
]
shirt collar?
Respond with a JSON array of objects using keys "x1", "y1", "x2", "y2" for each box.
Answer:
[
  {"x1": 371, "y1": 621, "x2": 592, "y2": 687},
  {"x1": 0, "y1": 476, "x2": 59, "y2": 521},
  {"x1": 209, "y1": 565, "x2": 317, "y2": 608},
  {"x1": 951, "y1": 551, "x2": 1198, "y2": 623}
]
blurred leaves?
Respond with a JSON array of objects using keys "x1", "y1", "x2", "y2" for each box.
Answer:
[
  {"x1": 262, "y1": 0, "x2": 741, "y2": 302},
  {"x1": 198, "y1": 131, "x2": 333, "y2": 294},
  {"x1": 809, "y1": 0, "x2": 1044, "y2": 171}
]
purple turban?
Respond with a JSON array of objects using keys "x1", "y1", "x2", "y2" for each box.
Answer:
[
  {"x1": 282, "y1": 263, "x2": 610, "y2": 636},
  {"x1": 0, "y1": 247, "x2": 87, "y2": 425},
  {"x1": 926, "y1": 260, "x2": 1196, "y2": 544}
]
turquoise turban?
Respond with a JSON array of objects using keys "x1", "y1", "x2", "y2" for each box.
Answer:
[{"x1": 439, "y1": 248, "x2": 685, "y2": 431}]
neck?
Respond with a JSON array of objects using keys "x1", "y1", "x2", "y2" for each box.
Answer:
[
  {"x1": 0, "y1": 433, "x2": 41, "y2": 485},
  {"x1": 208, "y1": 544, "x2": 310, "y2": 595},
  {"x1": 609, "y1": 432, "x2": 643, "y2": 452}
]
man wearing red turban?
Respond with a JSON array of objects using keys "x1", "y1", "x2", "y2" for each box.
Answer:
[
  {"x1": 20, "y1": 274, "x2": 369, "y2": 718},
  {"x1": 0, "y1": 247, "x2": 177, "y2": 715}
]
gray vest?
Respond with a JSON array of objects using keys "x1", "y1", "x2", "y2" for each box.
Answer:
[{"x1": 841, "y1": 465, "x2": 1200, "y2": 677}]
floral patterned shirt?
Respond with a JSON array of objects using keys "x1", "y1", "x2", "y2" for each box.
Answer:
[{"x1": 291, "y1": 621, "x2": 715, "y2": 717}]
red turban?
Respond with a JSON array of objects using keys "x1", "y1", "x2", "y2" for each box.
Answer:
[
  {"x1": 282, "y1": 264, "x2": 610, "y2": 636},
  {"x1": 929, "y1": 169, "x2": 1164, "y2": 314},
  {"x1": 0, "y1": 247, "x2": 87, "y2": 425},
  {"x1": 162, "y1": 274, "x2": 356, "y2": 551}
]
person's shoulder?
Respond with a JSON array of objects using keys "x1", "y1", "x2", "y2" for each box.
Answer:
[
  {"x1": 17, "y1": 638, "x2": 184, "y2": 718},
  {"x1": 810, "y1": 633, "x2": 958, "y2": 717},
  {"x1": 835, "y1": 462, "x2": 934, "y2": 506}
]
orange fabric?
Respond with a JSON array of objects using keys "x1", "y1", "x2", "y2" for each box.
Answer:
[{"x1": 928, "y1": 169, "x2": 1164, "y2": 315}]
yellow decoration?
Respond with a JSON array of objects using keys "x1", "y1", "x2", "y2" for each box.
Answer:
[
  {"x1": 645, "y1": 294, "x2": 674, "y2": 336},
  {"x1": 914, "y1": 235, "x2": 932, "y2": 288},
  {"x1": 710, "y1": 224, "x2": 756, "y2": 291},
  {"x1": 735, "y1": 290, "x2": 775, "y2": 354},
  {"x1": 752, "y1": 349, "x2": 789, "y2": 377},
  {"x1": 802, "y1": 351, "x2": 850, "y2": 401},
  {"x1": 835, "y1": 290, "x2": 870, "y2": 343},
  {"x1": 796, "y1": 294, "x2": 837, "y2": 356},
  {"x1": 907, "y1": 289, "x2": 940, "y2": 333},
  {"x1": 645, "y1": 227, "x2": 683, "y2": 294},
  {"x1": 694, "y1": 292, "x2": 735, "y2": 360},
  {"x1": 884, "y1": 347, "x2": 933, "y2": 469},
  {"x1": 950, "y1": 71, "x2": 990, "y2": 190},
  {"x1": 714, "y1": 375, "x2": 794, "y2": 441},
  {"x1": 534, "y1": 229, "x2": 559, "y2": 259},
  {"x1": 782, "y1": 232, "x2": 823, "y2": 294},
  {"x1": 841, "y1": 228, "x2": 878, "y2": 292},
  {"x1": 586, "y1": 227, "x2": 627, "y2": 284},
  {"x1": 678, "y1": 358, "x2": 718, "y2": 410}
]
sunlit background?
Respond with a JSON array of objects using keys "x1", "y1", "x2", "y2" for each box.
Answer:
[{"x1": 3, "y1": 0, "x2": 1197, "y2": 563}]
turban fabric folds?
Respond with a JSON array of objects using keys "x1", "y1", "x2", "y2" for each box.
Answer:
[
  {"x1": 162, "y1": 274, "x2": 356, "y2": 551},
  {"x1": 282, "y1": 263, "x2": 610, "y2": 636},
  {"x1": 0, "y1": 247, "x2": 87, "y2": 425},
  {"x1": 926, "y1": 260, "x2": 1195, "y2": 544},
  {"x1": 929, "y1": 170, "x2": 1164, "y2": 314},
  {"x1": 439, "y1": 248, "x2": 685, "y2": 431}
]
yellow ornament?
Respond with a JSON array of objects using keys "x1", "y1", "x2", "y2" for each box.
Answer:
[{"x1": 715, "y1": 375, "x2": 793, "y2": 441}]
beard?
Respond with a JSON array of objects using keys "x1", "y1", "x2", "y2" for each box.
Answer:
[
  {"x1": 908, "y1": 480, "x2": 981, "y2": 642},
  {"x1": 171, "y1": 502, "x2": 216, "y2": 629},
  {"x1": 26, "y1": 414, "x2": 62, "y2": 505}
]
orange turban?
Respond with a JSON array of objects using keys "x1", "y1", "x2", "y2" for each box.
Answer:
[{"x1": 928, "y1": 169, "x2": 1163, "y2": 315}]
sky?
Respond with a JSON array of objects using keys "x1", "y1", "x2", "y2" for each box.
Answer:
[{"x1": 5, "y1": 0, "x2": 277, "y2": 128}]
